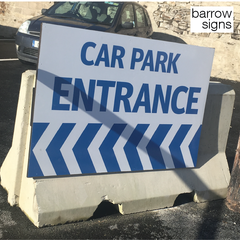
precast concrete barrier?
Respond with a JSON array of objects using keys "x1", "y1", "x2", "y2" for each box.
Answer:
[{"x1": 0, "y1": 70, "x2": 235, "y2": 227}]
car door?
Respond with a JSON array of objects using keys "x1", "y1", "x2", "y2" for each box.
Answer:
[
  {"x1": 134, "y1": 4, "x2": 151, "y2": 38},
  {"x1": 144, "y1": 8, "x2": 153, "y2": 37},
  {"x1": 115, "y1": 3, "x2": 137, "y2": 36}
]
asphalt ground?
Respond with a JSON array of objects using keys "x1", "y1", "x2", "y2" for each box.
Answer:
[{"x1": 0, "y1": 40, "x2": 240, "y2": 239}]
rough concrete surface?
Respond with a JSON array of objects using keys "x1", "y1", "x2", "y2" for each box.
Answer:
[{"x1": 1, "y1": 184, "x2": 240, "y2": 239}]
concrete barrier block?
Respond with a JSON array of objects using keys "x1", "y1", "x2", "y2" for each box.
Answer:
[
  {"x1": 0, "y1": 70, "x2": 36, "y2": 206},
  {"x1": 0, "y1": 71, "x2": 235, "y2": 227}
]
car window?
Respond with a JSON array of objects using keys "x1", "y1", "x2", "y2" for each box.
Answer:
[
  {"x1": 54, "y1": 2, "x2": 76, "y2": 14},
  {"x1": 46, "y1": 2, "x2": 120, "y2": 26},
  {"x1": 121, "y1": 4, "x2": 135, "y2": 28},
  {"x1": 135, "y1": 6, "x2": 146, "y2": 28}
]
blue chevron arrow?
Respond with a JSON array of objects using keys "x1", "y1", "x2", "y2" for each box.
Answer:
[
  {"x1": 99, "y1": 124, "x2": 127, "y2": 172},
  {"x1": 124, "y1": 124, "x2": 149, "y2": 171},
  {"x1": 169, "y1": 124, "x2": 192, "y2": 168},
  {"x1": 146, "y1": 124, "x2": 172, "y2": 169},
  {"x1": 28, "y1": 122, "x2": 49, "y2": 177},
  {"x1": 189, "y1": 125, "x2": 202, "y2": 167},
  {"x1": 46, "y1": 123, "x2": 75, "y2": 175},
  {"x1": 73, "y1": 123, "x2": 102, "y2": 174}
]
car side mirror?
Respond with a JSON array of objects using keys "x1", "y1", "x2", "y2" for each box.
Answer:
[
  {"x1": 41, "y1": 9, "x2": 47, "y2": 14},
  {"x1": 121, "y1": 22, "x2": 133, "y2": 29}
]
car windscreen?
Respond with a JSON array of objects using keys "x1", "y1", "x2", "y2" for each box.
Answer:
[{"x1": 45, "y1": 2, "x2": 120, "y2": 26}]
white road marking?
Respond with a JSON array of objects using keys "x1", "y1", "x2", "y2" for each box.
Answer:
[{"x1": 0, "y1": 58, "x2": 19, "y2": 61}]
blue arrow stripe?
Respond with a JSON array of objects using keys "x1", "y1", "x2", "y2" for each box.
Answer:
[
  {"x1": 28, "y1": 122, "x2": 49, "y2": 177},
  {"x1": 169, "y1": 124, "x2": 192, "y2": 168},
  {"x1": 46, "y1": 123, "x2": 75, "y2": 175},
  {"x1": 146, "y1": 124, "x2": 172, "y2": 169},
  {"x1": 99, "y1": 124, "x2": 127, "y2": 172},
  {"x1": 124, "y1": 124, "x2": 149, "y2": 171},
  {"x1": 73, "y1": 123, "x2": 102, "y2": 174},
  {"x1": 189, "y1": 125, "x2": 202, "y2": 167}
]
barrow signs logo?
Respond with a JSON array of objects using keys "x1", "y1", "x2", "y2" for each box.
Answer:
[{"x1": 27, "y1": 23, "x2": 214, "y2": 177}]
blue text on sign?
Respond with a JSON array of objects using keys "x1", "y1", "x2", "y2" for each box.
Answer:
[
  {"x1": 80, "y1": 42, "x2": 181, "y2": 73},
  {"x1": 52, "y1": 77, "x2": 201, "y2": 114}
]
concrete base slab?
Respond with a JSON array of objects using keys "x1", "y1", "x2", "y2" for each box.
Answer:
[{"x1": 0, "y1": 71, "x2": 235, "y2": 227}]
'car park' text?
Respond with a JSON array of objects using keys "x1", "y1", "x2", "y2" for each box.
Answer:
[{"x1": 81, "y1": 42, "x2": 181, "y2": 74}]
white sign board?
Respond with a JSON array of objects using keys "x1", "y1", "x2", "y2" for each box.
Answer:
[{"x1": 28, "y1": 23, "x2": 214, "y2": 177}]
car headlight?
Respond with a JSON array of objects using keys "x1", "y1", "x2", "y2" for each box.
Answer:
[{"x1": 18, "y1": 20, "x2": 31, "y2": 34}]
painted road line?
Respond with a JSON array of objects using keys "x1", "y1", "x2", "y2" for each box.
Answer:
[{"x1": 0, "y1": 58, "x2": 19, "y2": 61}]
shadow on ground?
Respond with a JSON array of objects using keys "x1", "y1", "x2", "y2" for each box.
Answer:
[
  {"x1": 0, "y1": 25, "x2": 17, "y2": 39},
  {"x1": 151, "y1": 31, "x2": 186, "y2": 44}
]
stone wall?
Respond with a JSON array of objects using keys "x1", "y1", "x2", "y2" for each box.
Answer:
[
  {"x1": 0, "y1": 2, "x2": 53, "y2": 38},
  {"x1": 153, "y1": 1, "x2": 240, "y2": 40},
  {"x1": 142, "y1": 1, "x2": 240, "y2": 81}
]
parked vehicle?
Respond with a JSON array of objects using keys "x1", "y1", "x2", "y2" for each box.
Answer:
[{"x1": 15, "y1": 1, "x2": 153, "y2": 64}]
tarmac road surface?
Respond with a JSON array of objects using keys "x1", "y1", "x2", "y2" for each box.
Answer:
[{"x1": 0, "y1": 40, "x2": 240, "y2": 239}]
